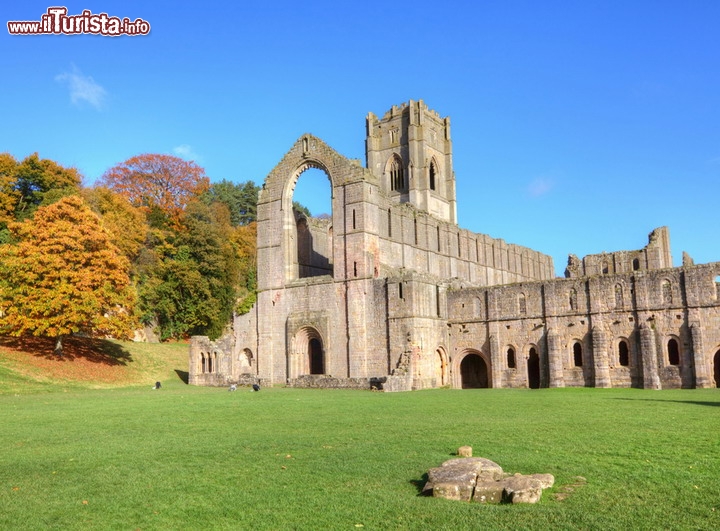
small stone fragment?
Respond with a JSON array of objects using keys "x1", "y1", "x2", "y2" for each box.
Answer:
[
  {"x1": 457, "y1": 445, "x2": 472, "y2": 457},
  {"x1": 530, "y1": 473, "x2": 555, "y2": 489}
]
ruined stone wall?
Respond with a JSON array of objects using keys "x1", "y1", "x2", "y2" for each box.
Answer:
[
  {"x1": 566, "y1": 227, "x2": 672, "y2": 277},
  {"x1": 447, "y1": 261, "x2": 720, "y2": 390}
]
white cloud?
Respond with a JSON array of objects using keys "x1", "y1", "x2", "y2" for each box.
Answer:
[
  {"x1": 55, "y1": 65, "x2": 106, "y2": 110},
  {"x1": 527, "y1": 177, "x2": 554, "y2": 197},
  {"x1": 173, "y1": 144, "x2": 200, "y2": 161}
]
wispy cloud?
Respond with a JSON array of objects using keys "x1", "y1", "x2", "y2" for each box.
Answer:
[
  {"x1": 527, "y1": 177, "x2": 554, "y2": 197},
  {"x1": 173, "y1": 144, "x2": 200, "y2": 161},
  {"x1": 55, "y1": 65, "x2": 106, "y2": 110}
]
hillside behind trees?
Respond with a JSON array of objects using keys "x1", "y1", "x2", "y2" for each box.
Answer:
[{"x1": 0, "y1": 152, "x2": 261, "y2": 344}]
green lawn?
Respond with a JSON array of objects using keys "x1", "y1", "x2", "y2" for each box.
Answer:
[{"x1": 1, "y1": 374, "x2": 719, "y2": 529}]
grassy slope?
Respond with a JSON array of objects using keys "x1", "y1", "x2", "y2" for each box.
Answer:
[
  {"x1": 0, "y1": 336, "x2": 188, "y2": 393},
  {"x1": 1, "y1": 341, "x2": 719, "y2": 529}
]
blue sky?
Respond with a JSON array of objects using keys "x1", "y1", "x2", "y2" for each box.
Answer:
[{"x1": 3, "y1": 1, "x2": 719, "y2": 276}]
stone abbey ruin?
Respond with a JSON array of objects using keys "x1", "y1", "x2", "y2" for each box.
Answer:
[{"x1": 189, "y1": 100, "x2": 720, "y2": 391}]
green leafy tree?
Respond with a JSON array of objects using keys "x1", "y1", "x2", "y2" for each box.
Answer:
[
  {"x1": 0, "y1": 196, "x2": 137, "y2": 354},
  {"x1": 137, "y1": 200, "x2": 239, "y2": 340},
  {"x1": 207, "y1": 179, "x2": 260, "y2": 226},
  {"x1": 13, "y1": 153, "x2": 82, "y2": 220}
]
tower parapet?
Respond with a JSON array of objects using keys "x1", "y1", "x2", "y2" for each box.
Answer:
[{"x1": 366, "y1": 100, "x2": 457, "y2": 224}]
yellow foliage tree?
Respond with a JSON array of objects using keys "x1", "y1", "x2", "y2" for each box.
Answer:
[{"x1": 0, "y1": 195, "x2": 138, "y2": 353}]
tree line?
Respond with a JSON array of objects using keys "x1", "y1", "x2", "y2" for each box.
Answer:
[{"x1": 0, "y1": 152, "x2": 260, "y2": 352}]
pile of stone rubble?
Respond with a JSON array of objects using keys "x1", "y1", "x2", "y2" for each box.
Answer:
[{"x1": 423, "y1": 447, "x2": 554, "y2": 504}]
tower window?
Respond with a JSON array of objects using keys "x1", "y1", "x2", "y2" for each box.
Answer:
[
  {"x1": 389, "y1": 156, "x2": 405, "y2": 192},
  {"x1": 429, "y1": 160, "x2": 437, "y2": 191}
]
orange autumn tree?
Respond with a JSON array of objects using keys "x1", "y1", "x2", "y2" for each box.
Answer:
[
  {"x1": 0, "y1": 195, "x2": 138, "y2": 354},
  {"x1": 98, "y1": 154, "x2": 210, "y2": 223}
]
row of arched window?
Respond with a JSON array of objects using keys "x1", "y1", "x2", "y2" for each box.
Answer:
[
  {"x1": 571, "y1": 338, "x2": 680, "y2": 368},
  {"x1": 387, "y1": 154, "x2": 439, "y2": 193},
  {"x1": 502, "y1": 338, "x2": 681, "y2": 371},
  {"x1": 566, "y1": 279, "x2": 676, "y2": 312},
  {"x1": 200, "y1": 352, "x2": 217, "y2": 374}
]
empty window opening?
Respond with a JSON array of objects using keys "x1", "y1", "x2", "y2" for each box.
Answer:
[
  {"x1": 429, "y1": 160, "x2": 437, "y2": 191},
  {"x1": 715, "y1": 275, "x2": 720, "y2": 300},
  {"x1": 436, "y1": 286, "x2": 441, "y2": 317},
  {"x1": 293, "y1": 167, "x2": 333, "y2": 279},
  {"x1": 398, "y1": 282, "x2": 404, "y2": 300},
  {"x1": 507, "y1": 348, "x2": 516, "y2": 369},
  {"x1": 518, "y1": 293, "x2": 527, "y2": 315},
  {"x1": 352, "y1": 209, "x2": 356, "y2": 230},
  {"x1": 353, "y1": 261, "x2": 357, "y2": 277},
  {"x1": 615, "y1": 284, "x2": 624, "y2": 309},
  {"x1": 527, "y1": 348, "x2": 540, "y2": 389},
  {"x1": 309, "y1": 338, "x2": 324, "y2": 375},
  {"x1": 602, "y1": 261, "x2": 609, "y2": 274},
  {"x1": 414, "y1": 218, "x2": 418, "y2": 245},
  {"x1": 573, "y1": 342, "x2": 583, "y2": 367},
  {"x1": 389, "y1": 155, "x2": 405, "y2": 192},
  {"x1": 457, "y1": 233, "x2": 461, "y2": 257},
  {"x1": 633, "y1": 258, "x2": 640, "y2": 271},
  {"x1": 388, "y1": 209, "x2": 392, "y2": 237},
  {"x1": 662, "y1": 280, "x2": 673, "y2": 304},
  {"x1": 436, "y1": 226, "x2": 441, "y2": 251},
  {"x1": 618, "y1": 340, "x2": 629, "y2": 367},
  {"x1": 201, "y1": 353, "x2": 207, "y2": 373},
  {"x1": 460, "y1": 353, "x2": 489, "y2": 389},
  {"x1": 714, "y1": 350, "x2": 720, "y2": 388},
  {"x1": 668, "y1": 338, "x2": 680, "y2": 366}
]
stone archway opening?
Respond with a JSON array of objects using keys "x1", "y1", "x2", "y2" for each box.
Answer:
[
  {"x1": 287, "y1": 165, "x2": 334, "y2": 280},
  {"x1": 527, "y1": 347, "x2": 540, "y2": 389},
  {"x1": 309, "y1": 338, "x2": 324, "y2": 375},
  {"x1": 714, "y1": 350, "x2": 720, "y2": 388},
  {"x1": 292, "y1": 327, "x2": 326, "y2": 377},
  {"x1": 460, "y1": 353, "x2": 489, "y2": 389}
]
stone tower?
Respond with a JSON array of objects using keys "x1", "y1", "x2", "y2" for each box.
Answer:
[{"x1": 366, "y1": 99, "x2": 457, "y2": 224}]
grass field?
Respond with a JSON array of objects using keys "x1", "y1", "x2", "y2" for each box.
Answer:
[{"x1": 1, "y1": 340, "x2": 719, "y2": 530}]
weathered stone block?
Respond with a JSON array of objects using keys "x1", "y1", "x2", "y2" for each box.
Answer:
[
  {"x1": 457, "y1": 445, "x2": 472, "y2": 457},
  {"x1": 473, "y1": 481, "x2": 504, "y2": 504},
  {"x1": 432, "y1": 482, "x2": 474, "y2": 502},
  {"x1": 500, "y1": 476, "x2": 544, "y2": 504}
]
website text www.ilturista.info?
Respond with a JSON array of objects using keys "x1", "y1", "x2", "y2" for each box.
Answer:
[{"x1": 8, "y1": 7, "x2": 150, "y2": 36}]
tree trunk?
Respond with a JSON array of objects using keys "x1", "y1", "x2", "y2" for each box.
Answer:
[{"x1": 54, "y1": 335, "x2": 63, "y2": 356}]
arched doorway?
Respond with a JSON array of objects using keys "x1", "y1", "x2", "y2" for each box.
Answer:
[
  {"x1": 291, "y1": 327, "x2": 326, "y2": 377},
  {"x1": 309, "y1": 338, "x2": 324, "y2": 375},
  {"x1": 527, "y1": 347, "x2": 540, "y2": 389},
  {"x1": 714, "y1": 350, "x2": 720, "y2": 388},
  {"x1": 434, "y1": 348, "x2": 448, "y2": 386},
  {"x1": 460, "y1": 353, "x2": 489, "y2": 389}
]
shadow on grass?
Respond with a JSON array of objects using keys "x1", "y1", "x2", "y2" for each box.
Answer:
[
  {"x1": 608, "y1": 397, "x2": 720, "y2": 407},
  {"x1": 175, "y1": 369, "x2": 189, "y2": 384},
  {"x1": 0, "y1": 335, "x2": 133, "y2": 366},
  {"x1": 411, "y1": 472, "x2": 431, "y2": 496}
]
